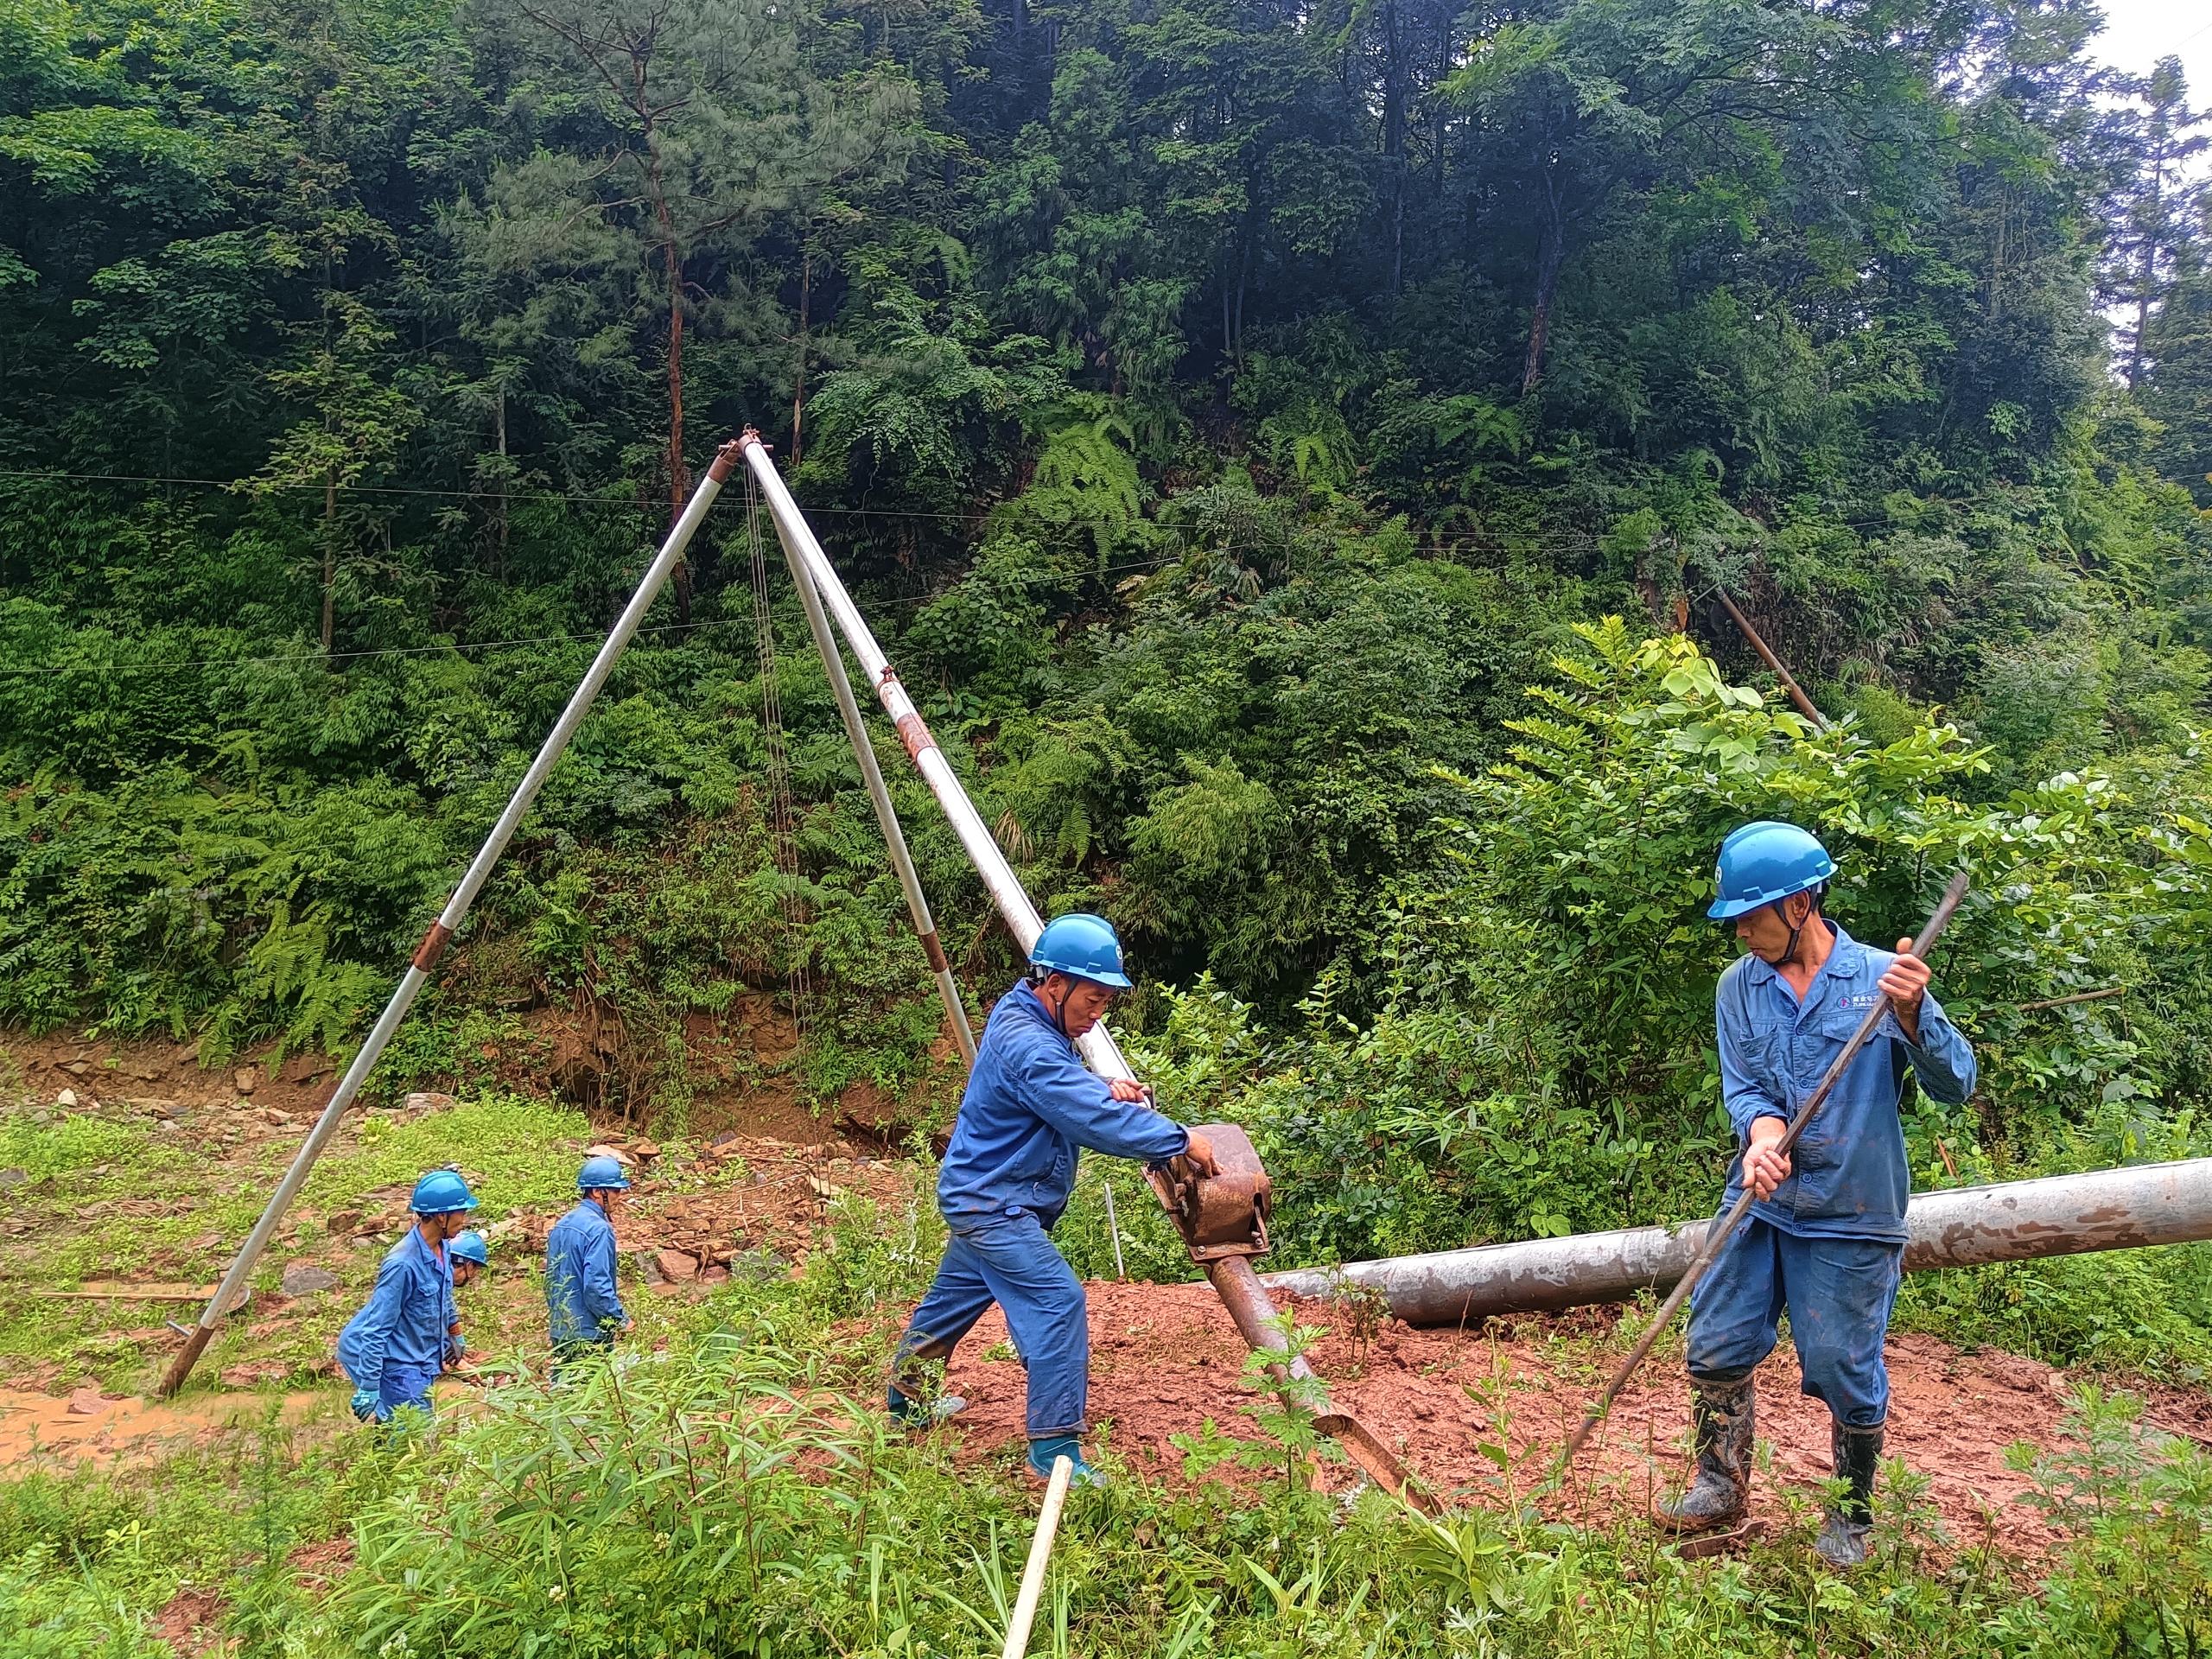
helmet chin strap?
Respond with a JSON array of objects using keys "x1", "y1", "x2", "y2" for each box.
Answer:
[
  {"x1": 1774, "y1": 893, "x2": 1827, "y2": 970},
  {"x1": 1039, "y1": 973, "x2": 1074, "y2": 1037}
]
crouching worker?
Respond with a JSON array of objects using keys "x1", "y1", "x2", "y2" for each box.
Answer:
[
  {"x1": 444, "y1": 1230, "x2": 488, "y2": 1370},
  {"x1": 890, "y1": 913, "x2": 1218, "y2": 1487},
  {"x1": 546, "y1": 1155, "x2": 632, "y2": 1370},
  {"x1": 336, "y1": 1170, "x2": 479, "y2": 1424},
  {"x1": 1657, "y1": 823, "x2": 1976, "y2": 1567}
]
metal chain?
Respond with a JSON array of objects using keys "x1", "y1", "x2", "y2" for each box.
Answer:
[{"x1": 747, "y1": 471, "x2": 814, "y2": 1048}]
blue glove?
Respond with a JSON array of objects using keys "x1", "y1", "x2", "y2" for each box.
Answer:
[{"x1": 350, "y1": 1388, "x2": 379, "y2": 1422}]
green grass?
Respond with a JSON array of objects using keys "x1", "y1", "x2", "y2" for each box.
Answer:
[
  {"x1": 0, "y1": 1094, "x2": 595, "y2": 1389},
  {"x1": 0, "y1": 1263, "x2": 2204, "y2": 1659}
]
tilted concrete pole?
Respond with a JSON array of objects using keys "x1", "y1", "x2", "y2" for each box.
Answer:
[{"x1": 1263, "y1": 1159, "x2": 2212, "y2": 1326}]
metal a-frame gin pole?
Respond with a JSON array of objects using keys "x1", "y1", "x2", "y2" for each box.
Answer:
[
  {"x1": 733, "y1": 431, "x2": 1434, "y2": 1512},
  {"x1": 157, "y1": 440, "x2": 747, "y2": 1398}
]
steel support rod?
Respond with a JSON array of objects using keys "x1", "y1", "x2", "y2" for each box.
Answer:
[
  {"x1": 157, "y1": 441, "x2": 746, "y2": 1398},
  {"x1": 1712, "y1": 585, "x2": 1827, "y2": 728},
  {"x1": 753, "y1": 472, "x2": 976, "y2": 1068},
  {"x1": 1264, "y1": 1157, "x2": 2212, "y2": 1325},
  {"x1": 733, "y1": 432, "x2": 1428, "y2": 1506}
]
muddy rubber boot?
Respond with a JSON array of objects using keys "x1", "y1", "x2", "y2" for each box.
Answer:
[
  {"x1": 1653, "y1": 1377, "x2": 1754, "y2": 1533},
  {"x1": 1815, "y1": 1420, "x2": 1883, "y2": 1567}
]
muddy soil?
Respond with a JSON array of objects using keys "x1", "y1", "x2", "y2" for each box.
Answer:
[
  {"x1": 0, "y1": 1383, "x2": 330, "y2": 1468},
  {"x1": 928, "y1": 1280, "x2": 2166, "y2": 1558}
]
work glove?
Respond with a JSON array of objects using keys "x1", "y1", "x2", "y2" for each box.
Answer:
[{"x1": 349, "y1": 1387, "x2": 380, "y2": 1422}]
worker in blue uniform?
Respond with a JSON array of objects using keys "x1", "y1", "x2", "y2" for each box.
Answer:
[
  {"x1": 890, "y1": 912, "x2": 1218, "y2": 1486},
  {"x1": 336, "y1": 1169, "x2": 480, "y2": 1424},
  {"x1": 545, "y1": 1155, "x2": 632, "y2": 1368},
  {"x1": 1656, "y1": 823, "x2": 1976, "y2": 1567},
  {"x1": 445, "y1": 1229, "x2": 488, "y2": 1369}
]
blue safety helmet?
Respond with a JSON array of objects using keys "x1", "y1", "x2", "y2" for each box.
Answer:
[
  {"x1": 449, "y1": 1230, "x2": 489, "y2": 1268},
  {"x1": 409, "y1": 1169, "x2": 480, "y2": 1216},
  {"x1": 578, "y1": 1154, "x2": 632, "y2": 1192},
  {"x1": 1707, "y1": 821, "x2": 1837, "y2": 920},
  {"x1": 1029, "y1": 912, "x2": 1133, "y2": 990}
]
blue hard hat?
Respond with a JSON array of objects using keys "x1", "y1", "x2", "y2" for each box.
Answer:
[
  {"x1": 1708, "y1": 821, "x2": 1837, "y2": 919},
  {"x1": 410, "y1": 1169, "x2": 480, "y2": 1215},
  {"x1": 1029, "y1": 912, "x2": 1133, "y2": 989},
  {"x1": 578, "y1": 1154, "x2": 631, "y2": 1192},
  {"x1": 449, "y1": 1230, "x2": 489, "y2": 1268}
]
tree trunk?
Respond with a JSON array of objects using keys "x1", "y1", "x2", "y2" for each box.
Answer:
[
  {"x1": 2128, "y1": 126, "x2": 2171, "y2": 391},
  {"x1": 320, "y1": 470, "x2": 336, "y2": 656},
  {"x1": 1522, "y1": 189, "x2": 1565, "y2": 394},
  {"x1": 493, "y1": 385, "x2": 508, "y2": 577},
  {"x1": 655, "y1": 194, "x2": 693, "y2": 623},
  {"x1": 791, "y1": 241, "x2": 812, "y2": 464}
]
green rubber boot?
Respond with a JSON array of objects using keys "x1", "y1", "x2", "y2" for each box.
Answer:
[
  {"x1": 1815, "y1": 1420, "x2": 1883, "y2": 1567},
  {"x1": 1653, "y1": 1377, "x2": 1754, "y2": 1534}
]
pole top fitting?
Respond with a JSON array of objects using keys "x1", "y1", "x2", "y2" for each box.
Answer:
[{"x1": 709, "y1": 438, "x2": 747, "y2": 482}]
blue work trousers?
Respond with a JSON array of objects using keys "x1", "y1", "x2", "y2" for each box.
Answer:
[
  {"x1": 893, "y1": 1212, "x2": 1088, "y2": 1439},
  {"x1": 378, "y1": 1358, "x2": 439, "y2": 1422},
  {"x1": 1686, "y1": 1217, "x2": 1903, "y2": 1428}
]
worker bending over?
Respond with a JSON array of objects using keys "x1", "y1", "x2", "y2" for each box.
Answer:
[
  {"x1": 546, "y1": 1155, "x2": 632, "y2": 1366},
  {"x1": 336, "y1": 1170, "x2": 479, "y2": 1424},
  {"x1": 1658, "y1": 823, "x2": 1976, "y2": 1566},
  {"x1": 445, "y1": 1229, "x2": 488, "y2": 1369},
  {"x1": 891, "y1": 913, "x2": 1217, "y2": 1486}
]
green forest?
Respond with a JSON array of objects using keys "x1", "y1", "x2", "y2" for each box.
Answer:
[{"x1": 4, "y1": 0, "x2": 2212, "y2": 1652}]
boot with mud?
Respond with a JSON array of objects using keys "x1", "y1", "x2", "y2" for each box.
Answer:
[
  {"x1": 1815, "y1": 1419, "x2": 1883, "y2": 1567},
  {"x1": 1653, "y1": 1376, "x2": 1754, "y2": 1533}
]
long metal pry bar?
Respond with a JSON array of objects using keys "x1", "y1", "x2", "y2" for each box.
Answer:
[{"x1": 738, "y1": 431, "x2": 1432, "y2": 1513}]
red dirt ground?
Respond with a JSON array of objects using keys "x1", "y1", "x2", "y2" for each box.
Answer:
[{"x1": 929, "y1": 1280, "x2": 2202, "y2": 1557}]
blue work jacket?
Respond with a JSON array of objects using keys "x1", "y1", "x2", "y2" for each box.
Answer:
[
  {"x1": 1718, "y1": 921, "x2": 1978, "y2": 1242},
  {"x1": 938, "y1": 980, "x2": 1191, "y2": 1230},
  {"x1": 545, "y1": 1199, "x2": 627, "y2": 1345},
  {"x1": 336, "y1": 1228, "x2": 454, "y2": 1393}
]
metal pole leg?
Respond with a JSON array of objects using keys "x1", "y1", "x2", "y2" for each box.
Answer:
[
  {"x1": 759, "y1": 480, "x2": 976, "y2": 1068},
  {"x1": 156, "y1": 440, "x2": 747, "y2": 1398}
]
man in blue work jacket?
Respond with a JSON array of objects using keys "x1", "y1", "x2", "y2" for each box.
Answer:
[
  {"x1": 336, "y1": 1169, "x2": 480, "y2": 1424},
  {"x1": 1656, "y1": 823, "x2": 1976, "y2": 1567},
  {"x1": 890, "y1": 912, "x2": 1218, "y2": 1486},
  {"x1": 545, "y1": 1154, "x2": 632, "y2": 1368},
  {"x1": 444, "y1": 1229, "x2": 488, "y2": 1370}
]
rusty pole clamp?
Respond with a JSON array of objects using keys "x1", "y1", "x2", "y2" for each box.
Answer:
[
  {"x1": 1147, "y1": 1123, "x2": 1438, "y2": 1515},
  {"x1": 1148, "y1": 1122, "x2": 1273, "y2": 1261}
]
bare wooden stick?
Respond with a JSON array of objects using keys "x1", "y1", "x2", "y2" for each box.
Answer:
[
  {"x1": 1552, "y1": 869, "x2": 1970, "y2": 1476},
  {"x1": 1102, "y1": 1180, "x2": 1128, "y2": 1281},
  {"x1": 2016, "y1": 986, "x2": 2124, "y2": 1013},
  {"x1": 1712, "y1": 586, "x2": 1827, "y2": 728},
  {"x1": 1002, "y1": 1455, "x2": 1073, "y2": 1659}
]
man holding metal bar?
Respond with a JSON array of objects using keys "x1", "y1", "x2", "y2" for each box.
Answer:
[
  {"x1": 1658, "y1": 822, "x2": 1977, "y2": 1565},
  {"x1": 889, "y1": 913, "x2": 1218, "y2": 1487}
]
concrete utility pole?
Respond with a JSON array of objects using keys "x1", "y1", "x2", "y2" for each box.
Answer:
[{"x1": 1265, "y1": 1159, "x2": 2212, "y2": 1325}]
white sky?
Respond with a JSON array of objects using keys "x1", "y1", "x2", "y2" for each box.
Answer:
[{"x1": 2091, "y1": 0, "x2": 2212, "y2": 111}]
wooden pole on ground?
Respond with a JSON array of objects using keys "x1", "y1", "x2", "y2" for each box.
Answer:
[{"x1": 1002, "y1": 1455, "x2": 1073, "y2": 1659}]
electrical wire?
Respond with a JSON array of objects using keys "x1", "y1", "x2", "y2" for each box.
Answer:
[
  {"x1": 0, "y1": 546, "x2": 1304, "y2": 679},
  {"x1": 0, "y1": 466, "x2": 992, "y2": 523}
]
